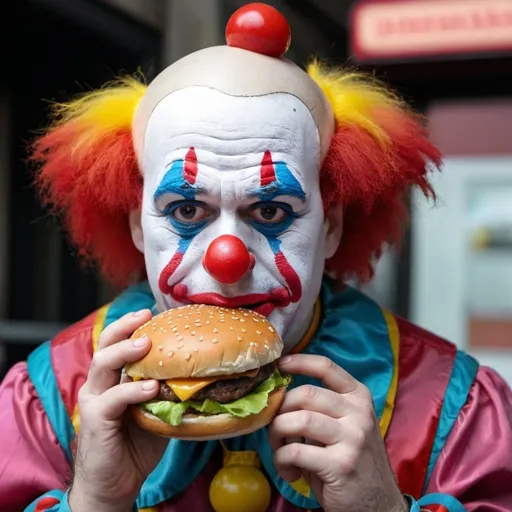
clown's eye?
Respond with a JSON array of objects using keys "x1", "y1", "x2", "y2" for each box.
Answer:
[
  {"x1": 250, "y1": 204, "x2": 289, "y2": 224},
  {"x1": 170, "y1": 203, "x2": 210, "y2": 224}
]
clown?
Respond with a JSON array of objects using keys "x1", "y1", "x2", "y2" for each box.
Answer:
[{"x1": 1, "y1": 3, "x2": 511, "y2": 512}]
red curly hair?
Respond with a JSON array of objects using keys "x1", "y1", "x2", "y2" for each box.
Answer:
[{"x1": 30, "y1": 65, "x2": 441, "y2": 288}]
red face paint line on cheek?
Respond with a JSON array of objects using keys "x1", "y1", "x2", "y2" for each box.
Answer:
[
  {"x1": 275, "y1": 251, "x2": 302, "y2": 303},
  {"x1": 158, "y1": 251, "x2": 184, "y2": 295}
]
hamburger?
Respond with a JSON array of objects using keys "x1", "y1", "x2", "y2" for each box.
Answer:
[{"x1": 125, "y1": 304, "x2": 290, "y2": 440}]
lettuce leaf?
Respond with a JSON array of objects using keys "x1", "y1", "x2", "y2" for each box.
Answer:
[{"x1": 141, "y1": 370, "x2": 290, "y2": 427}]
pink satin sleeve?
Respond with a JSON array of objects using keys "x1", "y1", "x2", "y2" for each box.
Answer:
[
  {"x1": 425, "y1": 366, "x2": 512, "y2": 511},
  {"x1": 0, "y1": 362, "x2": 71, "y2": 510}
]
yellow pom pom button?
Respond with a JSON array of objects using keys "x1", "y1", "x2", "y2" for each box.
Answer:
[
  {"x1": 209, "y1": 465, "x2": 271, "y2": 512},
  {"x1": 209, "y1": 444, "x2": 272, "y2": 512}
]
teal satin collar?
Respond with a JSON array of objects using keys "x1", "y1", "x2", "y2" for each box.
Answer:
[{"x1": 103, "y1": 281, "x2": 394, "y2": 509}]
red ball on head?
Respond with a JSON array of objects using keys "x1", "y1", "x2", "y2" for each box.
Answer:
[
  {"x1": 225, "y1": 3, "x2": 291, "y2": 57},
  {"x1": 203, "y1": 235, "x2": 254, "y2": 284}
]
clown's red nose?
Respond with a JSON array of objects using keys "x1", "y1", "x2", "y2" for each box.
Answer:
[{"x1": 203, "y1": 235, "x2": 255, "y2": 284}]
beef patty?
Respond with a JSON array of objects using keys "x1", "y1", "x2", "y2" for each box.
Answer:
[{"x1": 158, "y1": 362, "x2": 276, "y2": 403}]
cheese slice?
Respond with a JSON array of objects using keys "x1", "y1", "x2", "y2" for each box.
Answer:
[
  {"x1": 167, "y1": 377, "x2": 217, "y2": 401},
  {"x1": 165, "y1": 368, "x2": 260, "y2": 402}
]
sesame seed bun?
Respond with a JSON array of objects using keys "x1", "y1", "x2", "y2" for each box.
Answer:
[{"x1": 124, "y1": 304, "x2": 284, "y2": 379}]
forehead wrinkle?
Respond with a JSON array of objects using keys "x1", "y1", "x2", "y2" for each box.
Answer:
[
  {"x1": 155, "y1": 116, "x2": 299, "y2": 137},
  {"x1": 144, "y1": 90, "x2": 318, "y2": 147},
  {"x1": 160, "y1": 116, "x2": 300, "y2": 138},
  {"x1": 204, "y1": 154, "x2": 304, "y2": 178},
  {"x1": 162, "y1": 135, "x2": 296, "y2": 159},
  {"x1": 145, "y1": 86, "x2": 315, "y2": 127},
  {"x1": 143, "y1": 89, "x2": 321, "y2": 185},
  {"x1": 151, "y1": 114, "x2": 311, "y2": 157}
]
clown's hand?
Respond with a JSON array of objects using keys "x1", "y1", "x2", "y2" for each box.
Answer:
[
  {"x1": 269, "y1": 355, "x2": 408, "y2": 512},
  {"x1": 69, "y1": 310, "x2": 168, "y2": 512}
]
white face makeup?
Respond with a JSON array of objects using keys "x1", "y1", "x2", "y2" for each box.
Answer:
[{"x1": 139, "y1": 86, "x2": 329, "y2": 348}]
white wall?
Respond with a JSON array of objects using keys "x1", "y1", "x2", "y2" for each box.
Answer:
[{"x1": 411, "y1": 156, "x2": 512, "y2": 385}]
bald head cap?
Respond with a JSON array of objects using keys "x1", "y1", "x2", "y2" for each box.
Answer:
[{"x1": 133, "y1": 45, "x2": 335, "y2": 165}]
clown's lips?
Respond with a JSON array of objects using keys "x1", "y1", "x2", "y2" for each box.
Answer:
[{"x1": 170, "y1": 284, "x2": 291, "y2": 317}]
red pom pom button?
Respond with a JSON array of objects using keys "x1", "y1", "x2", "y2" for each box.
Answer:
[
  {"x1": 225, "y1": 3, "x2": 291, "y2": 57},
  {"x1": 203, "y1": 235, "x2": 255, "y2": 285}
]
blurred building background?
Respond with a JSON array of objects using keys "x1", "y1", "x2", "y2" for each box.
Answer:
[{"x1": 1, "y1": 0, "x2": 512, "y2": 385}]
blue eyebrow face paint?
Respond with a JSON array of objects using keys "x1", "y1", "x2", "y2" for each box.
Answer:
[
  {"x1": 250, "y1": 150, "x2": 306, "y2": 202},
  {"x1": 154, "y1": 147, "x2": 199, "y2": 202}
]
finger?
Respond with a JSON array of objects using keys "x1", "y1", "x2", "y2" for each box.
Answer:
[
  {"x1": 274, "y1": 443, "x2": 325, "y2": 478},
  {"x1": 279, "y1": 385, "x2": 348, "y2": 418},
  {"x1": 87, "y1": 336, "x2": 151, "y2": 395},
  {"x1": 278, "y1": 355, "x2": 360, "y2": 395},
  {"x1": 97, "y1": 379, "x2": 159, "y2": 421},
  {"x1": 269, "y1": 411, "x2": 342, "y2": 449},
  {"x1": 96, "y1": 309, "x2": 152, "y2": 351},
  {"x1": 276, "y1": 462, "x2": 302, "y2": 484},
  {"x1": 285, "y1": 436, "x2": 304, "y2": 446}
]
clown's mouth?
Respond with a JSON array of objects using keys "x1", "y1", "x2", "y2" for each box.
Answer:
[{"x1": 170, "y1": 284, "x2": 291, "y2": 317}]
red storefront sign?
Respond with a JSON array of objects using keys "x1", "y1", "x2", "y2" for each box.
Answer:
[{"x1": 351, "y1": 0, "x2": 512, "y2": 62}]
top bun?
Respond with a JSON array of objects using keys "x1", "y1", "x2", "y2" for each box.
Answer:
[{"x1": 125, "y1": 305, "x2": 283, "y2": 380}]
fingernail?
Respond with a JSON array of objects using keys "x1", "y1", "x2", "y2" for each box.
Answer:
[
  {"x1": 279, "y1": 355, "x2": 292, "y2": 365},
  {"x1": 142, "y1": 380, "x2": 157, "y2": 391},
  {"x1": 133, "y1": 336, "x2": 148, "y2": 347},
  {"x1": 132, "y1": 309, "x2": 147, "y2": 317}
]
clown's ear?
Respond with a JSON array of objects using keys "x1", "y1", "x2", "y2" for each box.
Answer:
[
  {"x1": 30, "y1": 76, "x2": 147, "y2": 286},
  {"x1": 307, "y1": 60, "x2": 442, "y2": 282}
]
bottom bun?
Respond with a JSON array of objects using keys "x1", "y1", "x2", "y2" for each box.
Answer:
[{"x1": 130, "y1": 387, "x2": 286, "y2": 441}]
